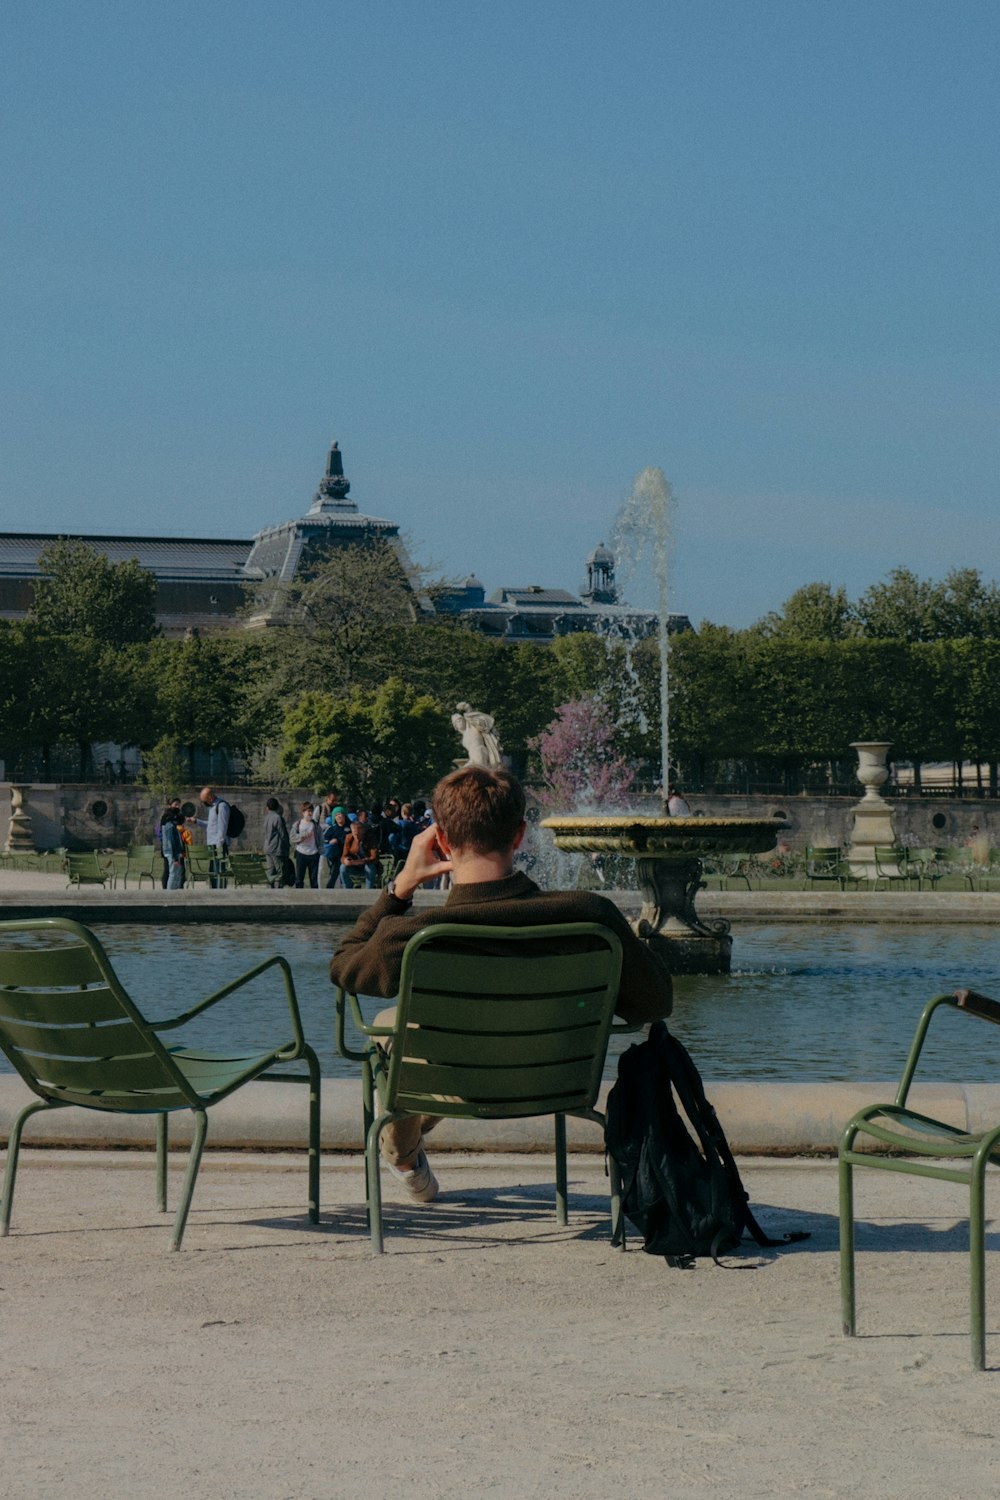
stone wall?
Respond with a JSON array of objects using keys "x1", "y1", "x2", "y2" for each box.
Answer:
[
  {"x1": 0, "y1": 784, "x2": 313, "y2": 851},
  {"x1": 2, "y1": 783, "x2": 996, "y2": 853}
]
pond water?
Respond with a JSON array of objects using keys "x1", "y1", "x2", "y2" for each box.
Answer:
[{"x1": 6, "y1": 921, "x2": 1000, "y2": 1083}]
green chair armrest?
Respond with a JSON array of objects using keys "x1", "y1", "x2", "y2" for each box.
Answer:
[
  {"x1": 150, "y1": 954, "x2": 307, "y2": 1059},
  {"x1": 335, "y1": 986, "x2": 396, "y2": 1062}
]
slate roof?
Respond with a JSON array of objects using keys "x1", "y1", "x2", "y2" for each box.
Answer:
[{"x1": 0, "y1": 533, "x2": 253, "y2": 582}]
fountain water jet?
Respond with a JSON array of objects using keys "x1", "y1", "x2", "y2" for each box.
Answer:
[{"x1": 543, "y1": 466, "x2": 785, "y2": 975}]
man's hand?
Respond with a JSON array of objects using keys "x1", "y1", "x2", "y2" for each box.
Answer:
[{"x1": 393, "y1": 824, "x2": 452, "y2": 901}]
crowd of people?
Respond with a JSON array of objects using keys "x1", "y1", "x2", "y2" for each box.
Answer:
[
  {"x1": 268, "y1": 794, "x2": 441, "y2": 890},
  {"x1": 155, "y1": 789, "x2": 440, "y2": 891}
]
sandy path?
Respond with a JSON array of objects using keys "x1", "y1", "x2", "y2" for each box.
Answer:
[{"x1": 2, "y1": 1153, "x2": 998, "y2": 1499}]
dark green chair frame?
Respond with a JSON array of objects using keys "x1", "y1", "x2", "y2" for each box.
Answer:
[
  {"x1": 806, "y1": 846, "x2": 845, "y2": 889},
  {"x1": 227, "y1": 852, "x2": 270, "y2": 888},
  {"x1": 336, "y1": 921, "x2": 631, "y2": 1254},
  {"x1": 65, "y1": 851, "x2": 108, "y2": 888},
  {"x1": 0, "y1": 917, "x2": 320, "y2": 1250},
  {"x1": 872, "y1": 846, "x2": 915, "y2": 891},
  {"x1": 840, "y1": 988, "x2": 1000, "y2": 1369}
]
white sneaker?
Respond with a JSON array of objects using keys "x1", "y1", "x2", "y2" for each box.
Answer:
[{"x1": 386, "y1": 1146, "x2": 439, "y2": 1202}]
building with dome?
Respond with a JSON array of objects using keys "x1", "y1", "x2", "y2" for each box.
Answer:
[
  {"x1": 435, "y1": 540, "x2": 690, "y2": 642},
  {"x1": 0, "y1": 441, "x2": 690, "y2": 642}
]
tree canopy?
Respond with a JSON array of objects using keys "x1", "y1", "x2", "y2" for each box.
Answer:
[{"x1": 29, "y1": 539, "x2": 158, "y2": 645}]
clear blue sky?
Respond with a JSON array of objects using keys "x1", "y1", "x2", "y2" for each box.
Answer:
[{"x1": 2, "y1": 2, "x2": 998, "y2": 626}]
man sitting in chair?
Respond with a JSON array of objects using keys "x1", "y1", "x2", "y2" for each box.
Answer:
[{"x1": 329, "y1": 765, "x2": 672, "y2": 1203}]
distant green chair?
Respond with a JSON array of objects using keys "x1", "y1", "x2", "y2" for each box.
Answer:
[
  {"x1": 840, "y1": 988, "x2": 1000, "y2": 1370},
  {"x1": 0, "y1": 917, "x2": 320, "y2": 1250},
  {"x1": 227, "y1": 852, "x2": 270, "y2": 888},
  {"x1": 905, "y1": 846, "x2": 943, "y2": 891},
  {"x1": 719, "y1": 854, "x2": 754, "y2": 891},
  {"x1": 65, "y1": 851, "x2": 108, "y2": 888},
  {"x1": 336, "y1": 921, "x2": 631, "y2": 1254},
  {"x1": 806, "y1": 846, "x2": 845, "y2": 889},
  {"x1": 872, "y1": 846, "x2": 914, "y2": 890},
  {"x1": 124, "y1": 844, "x2": 160, "y2": 889},
  {"x1": 185, "y1": 845, "x2": 215, "y2": 885}
]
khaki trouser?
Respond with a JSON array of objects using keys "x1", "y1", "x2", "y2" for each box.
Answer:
[{"x1": 373, "y1": 1005, "x2": 444, "y2": 1168}]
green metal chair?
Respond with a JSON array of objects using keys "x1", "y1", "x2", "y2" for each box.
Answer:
[
  {"x1": 806, "y1": 846, "x2": 845, "y2": 889},
  {"x1": 185, "y1": 845, "x2": 215, "y2": 885},
  {"x1": 840, "y1": 988, "x2": 1000, "y2": 1369},
  {"x1": 0, "y1": 917, "x2": 321, "y2": 1250},
  {"x1": 64, "y1": 851, "x2": 109, "y2": 888},
  {"x1": 872, "y1": 846, "x2": 914, "y2": 890},
  {"x1": 905, "y1": 846, "x2": 943, "y2": 891},
  {"x1": 719, "y1": 853, "x2": 754, "y2": 891},
  {"x1": 336, "y1": 921, "x2": 630, "y2": 1254},
  {"x1": 227, "y1": 852, "x2": 270, "y2": 888}
]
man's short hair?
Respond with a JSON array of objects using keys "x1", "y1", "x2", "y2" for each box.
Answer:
[{"x1": 432, "y1": 765, "x2": 526, "y2": 855}]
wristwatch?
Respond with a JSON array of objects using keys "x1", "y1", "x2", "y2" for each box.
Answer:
[{"x1": 386, "y1": 878, "x2": 413, "y2": 907}]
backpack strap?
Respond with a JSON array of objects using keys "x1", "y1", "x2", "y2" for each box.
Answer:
[{"x1": 663, "y1": 1030, "x2": 809, "y2": 1252}]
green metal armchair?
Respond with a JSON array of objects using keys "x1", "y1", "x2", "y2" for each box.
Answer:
[
  {"x1": 0, "y1": 917, "x2": 320, "y2": 1250},
  {"x1": 805, "y1": 846, "x2": 845, "y2": 889},
  {"x1": 840, "y1": 988, "x2": 1000, "y2": 1369},
  {"x1": 336, "y1": 921, "x2": 631, "y2": 1254}
]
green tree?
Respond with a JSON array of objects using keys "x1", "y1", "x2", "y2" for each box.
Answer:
[
  {"x1": 244, "y1": 540, "x2": 421, "y2": 696},
  {"x1": 752, "y1": 582, "x2": 856, "y2": 640},
  {"x1": 856, "y1": 568, "x2": 944, "y2": 642},
  {"x1": 138, "y1": 736, "x2": 189, "y2": 806},
  {"x1": 280, "y1": 678, "x2": 453, "y2": 801},
  {"x1": 29, "y1": 539, "x2": 158, "y2": 644}
]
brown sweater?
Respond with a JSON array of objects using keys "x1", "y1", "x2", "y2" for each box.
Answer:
[{"x1": 328, "y1": 871, "x2": 672, "y2": 1025}]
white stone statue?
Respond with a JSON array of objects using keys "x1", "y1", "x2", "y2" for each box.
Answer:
[{"x1": 452, "y1": 702, "x2": 503, "y2": 768}]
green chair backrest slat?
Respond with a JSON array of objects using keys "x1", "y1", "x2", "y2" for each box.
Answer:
[
  {"x1": 18, "y1": 1049, "x2": 179, "y2": 1094},
  {"x1": 0, "y1": 943, "x2": 105, "y2": 988},
  {"x1": 395, "y1": 1086, "x2": 599, "y2": 1122},
  {"x1": 400, "y1": 1023, "x2": 605, "y2": 1068},
  {"x1": 406, "y1": 989, "x2": 613, "y2": 1033},
  {"x1": 395, "y1": 1057, "x2": 598, "y2": 1104},
  {"x1": 0, "y1": 983, "x2": 126, "y2": 1025},
  {"x1": 0, "y1": 1015, "x2": 152, "y2": 1059},
  {"x1": 409, "y1": 946, "x2": 612, "y2": 997}
]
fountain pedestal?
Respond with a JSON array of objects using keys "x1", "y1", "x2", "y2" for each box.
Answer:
[{"x1": 541, "y1": 816, "x2": 785, "y2": 976}]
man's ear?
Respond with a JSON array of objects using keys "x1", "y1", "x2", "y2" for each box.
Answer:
[
  {"x1": 436, "y1": 826, "x2": 452, "y2": 855},
  {"x1": 512, "y1": 820, "x2": 527, "y2": 851}
]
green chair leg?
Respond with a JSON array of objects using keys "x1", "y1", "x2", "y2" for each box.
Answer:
[
  {"x1": 554, "y1": 1113, "x2": 568, "y2": 1226},
  {"x1": 156, "y1": 1113, "x2": 168, "y2": 1213},
  {"x1": 608, "y1": 1154, "x2": 624, "y2": 1247},
  {"x1": 366, "y1": 1114, "x2": 391, "y2": 1255},
  {"x1": 1, "y1": 1099, "x2": 59, "y2": 1236},
  {"x1": 838, "y1": 1145, "x2": 856, "y2": 1337},
  {"x1": 170, "y1": 1110, "x2": 208, "y2": 1252},
  {"x1": 305, "y1": 1046, "x2": 321, "y2": 1225},
  {"x1": 970, "y1": 1150, "x2": 988, "y2": 1371}
]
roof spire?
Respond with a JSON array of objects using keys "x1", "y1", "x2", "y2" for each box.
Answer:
[{"x1": 318, "y1": 440, "x2": 350, "y2": 501}]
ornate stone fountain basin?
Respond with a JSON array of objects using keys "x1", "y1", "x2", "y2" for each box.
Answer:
[{"x1": 541, "y1": 815, "x2": 786, "y2": 975}]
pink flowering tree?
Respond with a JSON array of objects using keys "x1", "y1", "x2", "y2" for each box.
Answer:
[{"x1": 528, "y1": 696, "x2": 635, "y2": 810}]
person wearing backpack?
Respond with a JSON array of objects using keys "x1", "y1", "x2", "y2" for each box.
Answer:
[{"x1": 196, "y1": 786, "x2": 231, "y2": 888}]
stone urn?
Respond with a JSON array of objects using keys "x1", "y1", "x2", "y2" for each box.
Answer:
[
  {"x1": 848, "y1": 741, "x2": 895, "y2": 881},
  {"x1": 4, "y1": 784, "x2": 36, "y2": 855},
  {"x1": 540, "y1": 814, "x2": 786, "y2": 975}
]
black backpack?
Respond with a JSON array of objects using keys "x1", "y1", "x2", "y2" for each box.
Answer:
[
  {"x1": 226, "y1": 803, "x2": 246, "y2": 840},
  {"x1": 605, "y1": 1021, "x2": 808, "y2": 1267}
]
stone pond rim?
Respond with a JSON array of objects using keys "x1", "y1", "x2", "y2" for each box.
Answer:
[{"x1": 540, "y1": 814, "x2": 788, "y2": 975}]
